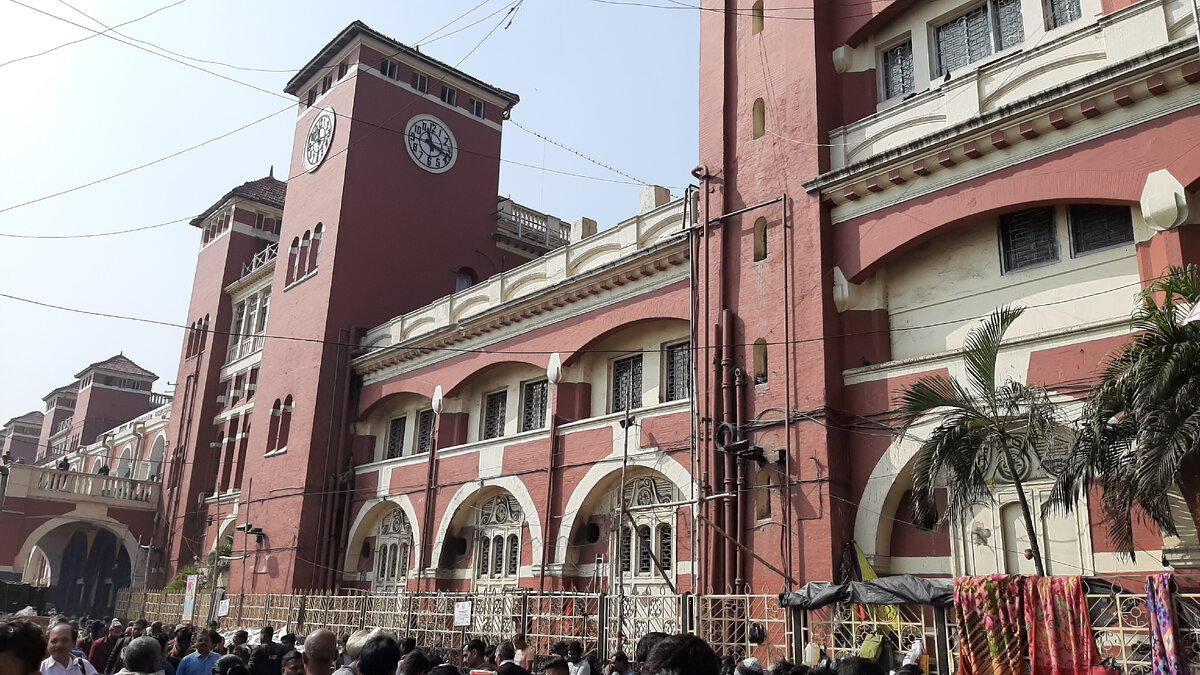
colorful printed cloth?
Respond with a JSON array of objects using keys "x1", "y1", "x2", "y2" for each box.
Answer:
[
  {"x1": 954, "y1": 575, "x2": 1100, "y2": 675},
  {"x1": 1146, "y1": 573, "x2": 1183, "y2": 675}
]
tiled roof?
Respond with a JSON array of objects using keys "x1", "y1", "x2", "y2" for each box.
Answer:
[
  {"x1": 42, "y1": 382, "x2": 78, "y2": 401},
  {"x1": 190, "y1": 174, "x2": 287, "y2": 227},
  {"x1": 4, "y1": 410, "x2": 43, "y2": 427},
  {"x1": 284, "y1": 20, "x2": 520, "y2": 107},
  {"x1": 75, "y1": 354, "x2": 158, "y2": 380}
]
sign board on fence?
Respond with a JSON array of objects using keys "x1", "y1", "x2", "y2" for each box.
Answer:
[
  {"x1": 218, "y1": 598, "x2": 230, "y2": 617},
  {"x1": 453, "y1": 600, "x2": 472, "y2": 627},
  {"x1": 181, "y1": 575, "x2": 198, "y2": 622}
]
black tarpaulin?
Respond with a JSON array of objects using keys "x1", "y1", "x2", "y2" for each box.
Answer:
[{"x1": 779, "y1": 574, "x2": 955, "y2": 609}]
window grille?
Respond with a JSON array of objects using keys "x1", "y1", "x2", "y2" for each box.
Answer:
[
  {"x1": 506, "y1": 534, "x2": 519, "y2": 576},
  {"x1": 637, "y1": 525, "x2": 653, "y2": 574},
  {"x1": 664, "y1": 342, "x2": 691, "y2": 401},
  {"x1": 478, "y1": 536, "x2": 490, "y2": 577},
  {"x1": 658, "y1": 524, "x2": 672, "y2": 571},
  {"x1": 999, "y1": 207, "x2": 1058, "y2": 273},
  {"x1": 389, "y1": 543, "x2": 399, "y2": 579},
  {"x1": 398, "y1": 543, "x2": 409, "y2": 578},
  {"x1": 1069, "y1": 205, "x2": 1133, "y2": 256},
  {"x1": 492, "y1": 536, "x2": 504, "y2": 576},
  {"x1": 416, "y1": 410, "x2": 435, "y2": 453},
  {"x1": 620, "y1": 526, "x2": 632, "y2": 573},
  {"x1": 521, "y1": 380, "x2": 548, "y2": 432},
  {"x1": 612, "y1": 355, "x2": 643, "y2": 413},
  {"x1": 386, "y1": 416, "x2": 406, "y2": 459},
  {"x1": 936, "y1": 1, "x2": 1024, "y2": 75},
  {"x1": 1046, "y1": 0, "x2": 1081, "y2": 28},
  {"x1": 881, "y1": 40, "x2": 914, "y2": 99},
  {"x1": 483, "y1": 391, "x2": 507, "y2": 440},
  {"x1": 378, "y1": 544, "x2": 389, "y2": 579}
]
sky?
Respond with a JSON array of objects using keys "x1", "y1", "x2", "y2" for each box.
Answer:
[{"x1": 0, "y1": 0, "x2": 699, "y2": 419}]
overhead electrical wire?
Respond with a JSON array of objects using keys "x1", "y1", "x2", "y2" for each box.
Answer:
[{"x1": 0, "y1": 0, "x2": 189, "y2": 69}]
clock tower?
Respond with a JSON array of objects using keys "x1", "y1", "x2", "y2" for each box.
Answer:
[{"x1": 185, "y1": 21, "x2": 524, "y2": 591}]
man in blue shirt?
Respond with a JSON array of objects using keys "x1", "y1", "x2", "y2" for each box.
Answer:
[{"x1": 175, "y1": 630, "x2": 218, "y2": 675}]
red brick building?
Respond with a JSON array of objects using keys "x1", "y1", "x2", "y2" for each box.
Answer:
[{"x1": 153, "y1": 0, "x2": 1200, "y2": 602}]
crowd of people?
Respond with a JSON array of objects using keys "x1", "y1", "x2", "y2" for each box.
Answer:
[{"x1": 0, "y1": 616, "x2": 922, "y2": 675}]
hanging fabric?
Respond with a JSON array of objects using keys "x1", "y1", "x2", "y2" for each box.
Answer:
[
  {"x1": 1024, "y1": 576, "x2": 1100, "y2": 675},
  {"x1": 1146, "y1": 573, "x2": 1183, "y2": 675}
]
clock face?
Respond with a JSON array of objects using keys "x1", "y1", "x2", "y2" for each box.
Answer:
[
  {"x1": 303, "y1": 107, "x2": 336, "y2": 173},
  {"x1": 404, "y1": 115, "x2": 458, "y2": 173}
]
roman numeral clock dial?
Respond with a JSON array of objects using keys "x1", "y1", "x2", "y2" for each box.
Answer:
[
  {"x1": 404, "y1": 114, "x2": 458, "y2": 174},
  {"x1": 303, "y1": 106, "x2": 336, "y2": 173}
]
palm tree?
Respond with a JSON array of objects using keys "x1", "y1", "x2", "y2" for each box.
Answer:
[
  {"x1": 896, "y1": 305, "x2": 1060, "y2": 576},
  {"x1": 1045, "y1": 264, "x2": 1200, "y2": 557}
]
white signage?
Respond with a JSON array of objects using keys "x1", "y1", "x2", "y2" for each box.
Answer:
[
  {"x1": 218, "y1": 599, "x2": 230, "y2": 617},
  {"x1": 453, "y1": 600, "x2": 473, "y2": 627}
]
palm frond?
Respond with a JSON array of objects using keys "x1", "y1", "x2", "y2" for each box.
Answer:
[{"x1": 961, "y1": 305, "x2": 1024, "y2": 403}]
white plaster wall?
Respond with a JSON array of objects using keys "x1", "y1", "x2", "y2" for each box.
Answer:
[
  {"x1": 571, "y1": 319, "x2": 691, "y2": 416},
  {"x1": 885, "y1": 205, "x2": 1150, "y2": 361}
]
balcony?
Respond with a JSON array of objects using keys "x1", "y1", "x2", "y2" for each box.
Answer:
[
  {"x1": 240, "y1": 242, "x2": 277, "y2": 279},
  {"x1": 3, "y1": 464, "x2": 159, "y2": 510},
  {"x1": 52, "y1": 416, "x2": 74, "y2": 436},
  {"x1": 495, "y1": 199, "x2": 569, "y2": 257}
]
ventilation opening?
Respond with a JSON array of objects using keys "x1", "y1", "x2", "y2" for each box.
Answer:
[
  {"x1": 752, "y1": 0, "x2": 764, "y2": 34},
  {"x1": 753, "y1": 217, "x2": 768, "y2": 261},
  {"x1": 753, "y1": 339, "x2": 768, "y2": 384},
  {"x1": 752, "y1": 99, "x2": 766, "y2": 139}
]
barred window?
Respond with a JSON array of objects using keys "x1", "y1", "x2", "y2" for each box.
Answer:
[
  {"x1": 478, "y1": 536, "x2": 490, "y2": 577},
  {"x1": 637, "y1": 525, "x2": 653, "y2": 574},
  {"x1": 612, "y1": 355, "x2": 643, "y2": 413},
  {"x1": 389, "y1": 543, "x2": 399, "y2": 579},
  {"x1": 521, "y1": 380, "x2": 548, "y2": 432},
  {"x1": 620, "y1": 525, "x2": 632, "y2": 573},
  {"x1": 1046, "y1": 0, "x2": 1081, "y2": 28},
  {"x1": 416, "y1": 410, "x2": 435, "y2": 453},
  {"x1": 881, "y1": 40, "x2": 914, "y2": 100},
  {"x1": 378, "y1": 544, "x2": 389, "y2": 579},
  {"x1": 386, "y1": 416, "x2": 406, "y2": 459},
  {"x1": 506, "y1": 534, "x2": 519, "y2": 575},
  {"x1": 1069, "y1": 205, "x2": 1133, "y2": 256},
  {"x1": 483, "y1": 391, "x2": 507, "y2": 440},
  {"x1": 936, "y1": 0, "x2": 1023, "y2": 75},
  {"x1": 398, "y1": 543, "x2": 410, "y2": 578},
  {"x1": 658, "y1": 524, "x2": 672, "y2": 572},
  {"x1": 999, "y1": 207, "x2": 1058, "y2": 273},
  {"x1": 664, "y1": 341, "x2": 691, "y2": 401}
]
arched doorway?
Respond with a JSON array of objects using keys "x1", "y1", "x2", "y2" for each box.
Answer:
[
  {"x1": 144, "y1": 435, "x2": 166, "y2": 481},
  {"x1": 29, "y1": 524, "x2": 134, "y2": 616}
]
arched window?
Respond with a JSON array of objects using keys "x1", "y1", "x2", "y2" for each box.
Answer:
[
  {"x1": 287, "y1": 237, "x2": 300, "y2": 284},
  {"x1": 754, "y1": 217, "x2": 768, "y2": 261},
  {"x1": 614, "y1": 476, "x2": 677, "y2": 583},
  {"x1": 754, "y1": 338, "x2": 768, "y2": 384},
  {"x1": 756, "y1": 469, "x2": 771, "y2": 520},
  {"x1": 751, "y1": 0, "x2": 764, "y2": 34},
  {"x1": 455, "y1": 267, "x2": 477, "y2": 292},
  {"x1": 297, "y1": 232, "x2": 312, "y2": 280},
  {"x1": 309, "y1": 223, "x2": 324, "y2": 272},
  {"x1": 753, "y1": 98, "x2": 766, "y2": 139},
  {"x1": 372, "y1": 507, "x2": 412, "y2": 591},
  {"x1": 474, "y1": 494, "x2": 523, "y2": 588},
  {"x1": 266, "y1": 399, "x2": 281, "y2": 452},
  {"x1": 278, "y1": 395, "x2": 293, "y2": 451}
]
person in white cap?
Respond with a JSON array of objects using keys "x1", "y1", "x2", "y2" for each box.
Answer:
[{"x1": 735, "y1": 657, "x2": 763, "y2": 675}]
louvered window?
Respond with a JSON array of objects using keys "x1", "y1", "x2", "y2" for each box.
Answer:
[
  {"x1": 999, "y1": 207, "x2": 1058, "y2": 273},
  {"x1": 1069, "y1": 205, "x2": 1133, "y2": 256},
  {"x1": 1046, "y1": 0, "x2": 1081, "y2": 28},
  {"x1": 483, "y1": 391, "x2": 507, "y2": 440},
  {"x1": 521, "y1": 380, "x2": 548, "y2": 432},
  {"x1": 416, "y1": 410, "x2": 435, "y2": 453},
  {"x1": 881, "y1": 40, "x2": 914, "y2": 100},
  {"x1": 936, "y1": 0, "x2": 1024, "y2": 75},
  {"x1": 478, "y1": 536, "x2": 490, "y2": 577},
  {"x1": 612, "y1": 355, "x2": 643, "y2": 413},
  {"x1": 619, "y1": 526, "x2": 632, "y2": 573},
  {"x1": 492, "y1": 536, "x2": 504, "y2": 576},
  {"x1": 664, "y1": 341, "x2": 691, "y2": 402},
  {"x1": 658, "y1": 524, "x2": 672, "y2": 571},
  {"x1": 637, "y1": 526, "x2": 653, "y2": 574},
  {"x1": 506, "y1": 534, "x2": 519, "y2": 575},
  {"x1": 386, "y1": 416, "x2": 406, "y2": 459}
]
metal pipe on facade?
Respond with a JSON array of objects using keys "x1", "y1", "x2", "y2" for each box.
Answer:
[
  {"x1": 312, "y1": 328, "x2": 347, "y2": 588},
  {"x1": 539, "y1": 389, "x2": 560, "y2": 594},
  {"x1": 324, "y1": 326, "x2": 359, "y2": 590},
  {"x1": 734, "y1": 368, "x2": 747, "y2": 594},
  {"x1": 720, "y1": 310, "x2": 737, "y2": 593},
  {"x1": 780, "y1": 193, "x2": 795, "y2": 586}
]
